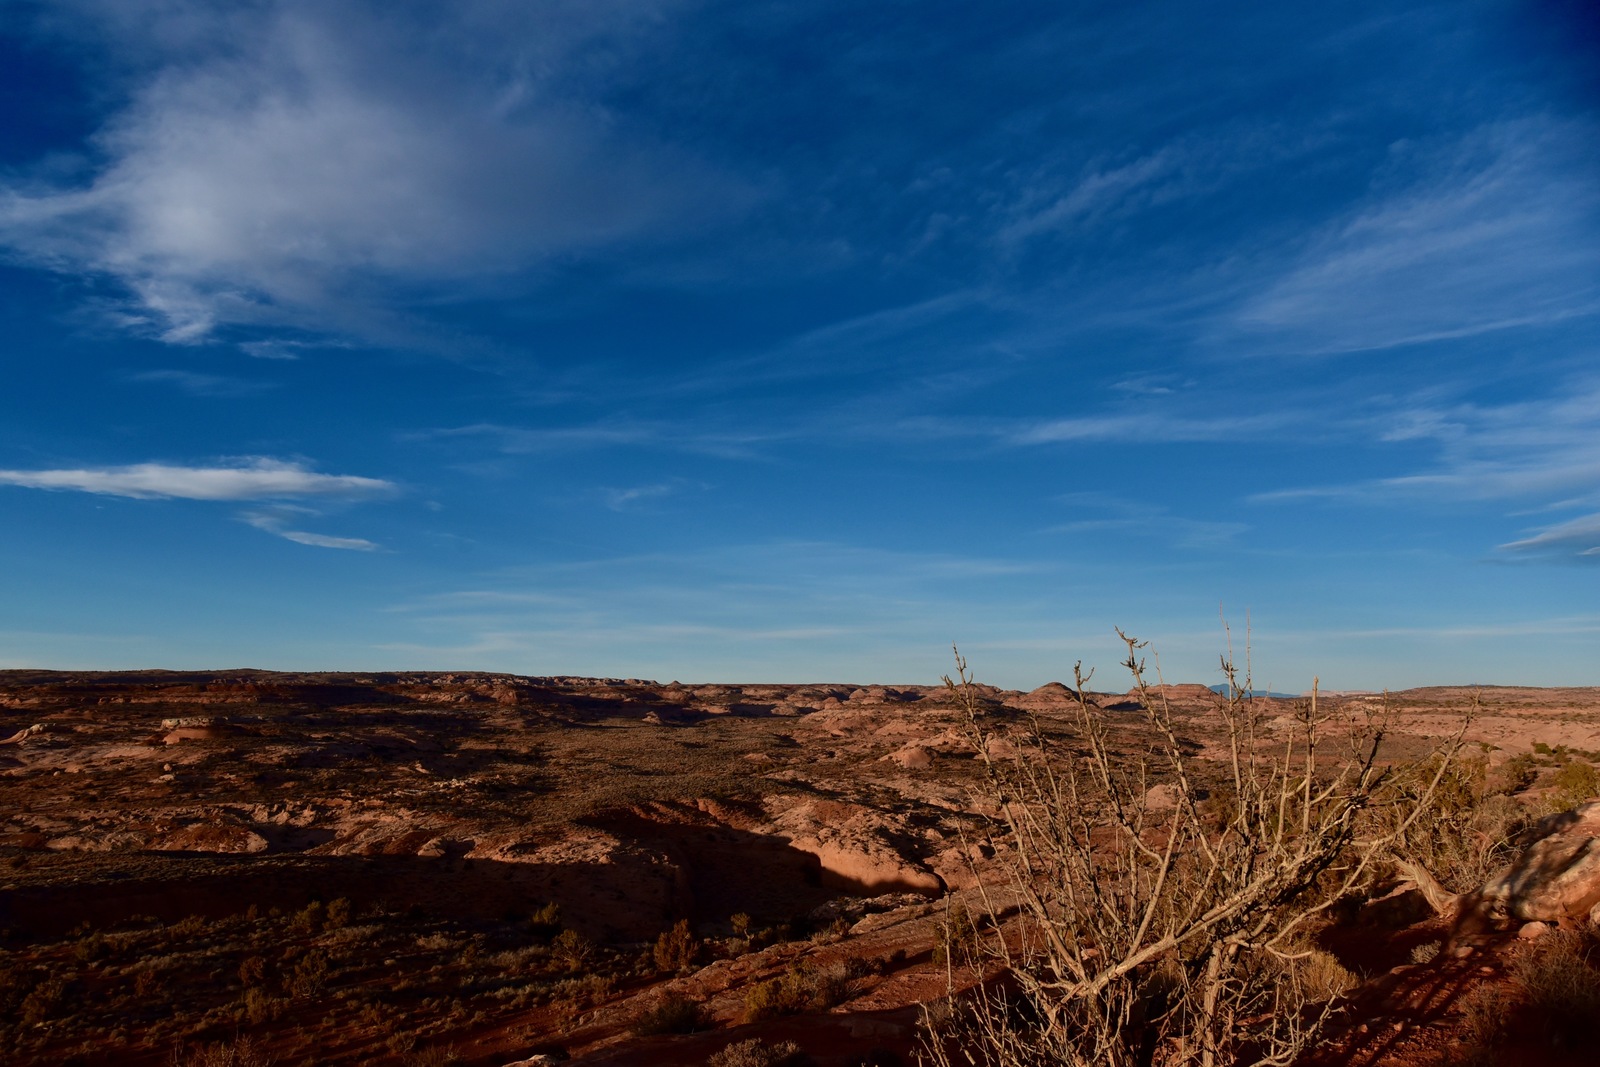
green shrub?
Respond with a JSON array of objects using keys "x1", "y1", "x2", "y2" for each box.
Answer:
[
  {"x1": 653, "y1": 919, "x2": 698, "y2": 973},
  {"x1": 743, "y1": 962, "x2": 849, "y2": 1022},
  {"x1": 931, "y1": 900, "x2": 977, "y2": 968},
  {"x1": 1552, "y1": 761, "x2": 1600, "y2": 808},
  {"x1": 1492, "y1": 753, "x2": 1538, "y2": 795}
]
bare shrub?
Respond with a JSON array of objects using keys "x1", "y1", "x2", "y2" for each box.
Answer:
[{"x1": 925, "y1": 633, "x2": 1463, "y2": 1067}]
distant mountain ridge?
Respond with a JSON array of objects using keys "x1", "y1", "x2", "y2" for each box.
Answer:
[{"x1": 1206, "y1": 683, "x2": 1305, "y2": 700}]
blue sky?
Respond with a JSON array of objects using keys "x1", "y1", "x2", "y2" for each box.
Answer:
[{"x1": 1, "y1": 0, "x2": 1597, "y2": 690}]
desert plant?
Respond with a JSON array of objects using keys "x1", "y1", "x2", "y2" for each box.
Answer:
[
  {"x1": 932, "y1": 899, "x2": 979, "y2": 969},
  {"x1": 1511, "y1": 929, "x2": 1600, "y2": 1050},
  {"x1": 653, "y1": 919, "x2": 698, "y2": 973},
  {"x1": 744, "y1": 962, "x2": 840, "y2": 1021},
  {"x1": 707, "y1": 1037, "x2": 808, "y2": 1067},
  {"x1": 528, "y1": 902, "x2": 562, "y2": 940},
  {"x1": 1409, "y1": 941, "x2": 1440, "y2": 965},
  {"x1": 287, "y1": 948, "x2": 329, "y2": 997},
  {"x1": 324, "y1": 898, "x2": 352, "y2": 928},
  {"x1": 1455, "y1": 983, "x2": 1508, "y2": 1065},
  {"x1": 1396, "y1": 783, "x2": 1526, "y2": 895},
  {"x1": 1551, "y1": 760, "x2": 1600, "y2": 809},
  {"x1": 633, "y1": 992, "x2": 706, "y2": 1035},
  {"x1": 237, "y1": 956, "x2": 267, "y2": 988},
  {"x1": 170, "y1": 1035, "x2": 276, "y2": 1067},
  {"x1": 552, "y1": 929, "x2": 593, "y2": 969},
  {"x1": 924, "y1": 632, "x2": 1464, "y2": 1067},
  {"x1": 245, "y1": 986, "x2": 281, "y2": 1024},
  {"x1": 1490, "y1": 753, "x2": 1538, "y2": 795},
  {"x1": 288, "y1": 901, "x2": 323, "y2": 936}
]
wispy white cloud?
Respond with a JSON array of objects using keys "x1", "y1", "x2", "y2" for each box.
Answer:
[
  {"x1": 999, "y1": 148, "x2": 1185, "y2": 246},
  {"x1": 1498, "y1": 513, "x2": 1600, "y2": 561},
  {"x1": 240, "y1": 507, "x2": 380, "y2": 551},
  {"x1": 237, "y1": 338, "x2": 351, "y2": 360},
  {"x1": 600, "y1": 481, "x2": 703, "y2": 512},
  {"x1": 1252, "y1": 382, "x2": 1600, "y2": 506},
  {"x1": 377, "y1": 540, "x2": 1058, "y2": 681},
  {"x1": 413, "y1": 421, "x2": 777, "y2": 460},
  {"x1": 0, "y1": 458, "x2": 395, "y2": 500},
  {"x1": 0, "y1": 1, "x2": 747, "y2": 343},
  {"x1": 1013, "y1": 411, "x2": 1290, "y2": 445},
  {"x1": 1049, "y1": 493, "x2": 1247, "y2": 549},
  {"x1": 1231, "y1": 119, "x2": 1600, "y2": 355},
  {"x1": 128, "y1": 369, "x2": 275, "y2": 397}
]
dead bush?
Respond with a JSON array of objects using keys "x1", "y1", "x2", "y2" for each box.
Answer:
[{"x1": 925, "y1": 633, "x2": 1463, "y2": 1067}]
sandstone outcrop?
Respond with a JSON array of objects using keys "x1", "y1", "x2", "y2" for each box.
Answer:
[
  {"x1": 1407, "y1": 798, "x2": 1600, "y2": 929},
  {"x1": 767, "y1": 798, "x2": 944, "y2": 896}
]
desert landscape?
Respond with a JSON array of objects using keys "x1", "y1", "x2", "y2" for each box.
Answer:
[
  {"x1": 4, "y1": 665, "x2": 1600, "y2": 1066},
  {"x1": 4, "y1": 3, "x2": 1595, "y2": 1065}
]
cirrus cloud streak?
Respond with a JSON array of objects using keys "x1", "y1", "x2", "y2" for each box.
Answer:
[{"x1": 0, "y1": 459, "x2": 395, "y2": 501}]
